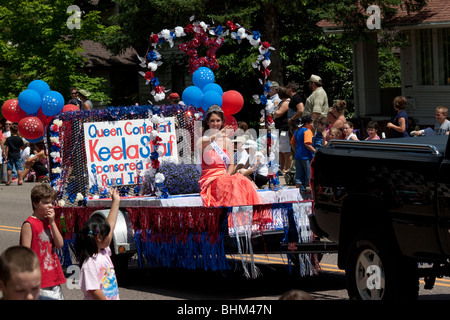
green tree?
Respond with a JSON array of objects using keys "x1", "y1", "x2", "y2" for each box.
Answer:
[
  {"x1": 103, "y1": 0, "x2": 206, "y2": 55},
  {"x1": 379, "y1": 47, "x2": 401, "y2": 88},
  {"x1": 0, "y1": 0, "x2": 112, "y2": 105}
]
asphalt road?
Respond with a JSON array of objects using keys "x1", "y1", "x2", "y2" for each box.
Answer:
[{"x1": 1, "y1": 181, "x2": 449, "y2": 302}]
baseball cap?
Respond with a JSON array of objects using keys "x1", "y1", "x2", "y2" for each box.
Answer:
[
  {"x1": 168, "y1": 92, "x2": 180, "y2": 100},
  {"x1": 242, "y1": 140, "x2": 257, "y2": 149},
  {"x1": 308, "y1": 74, "x2": 322, "y2": 85},
  {"x1": 270, "y1": 81, "x2": 279, "y2": 89},
  {"x1": 298, "y1": 115, "x2": 313, "y2": 127}
]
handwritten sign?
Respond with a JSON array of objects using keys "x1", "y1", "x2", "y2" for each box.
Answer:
[{"x1": 83, "y1": 118, "x2": 177, "y2": 188}]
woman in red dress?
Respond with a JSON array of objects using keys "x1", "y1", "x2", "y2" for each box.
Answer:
[{"x1": 197, "y1": 106, "x2": 264, "y2": 207}]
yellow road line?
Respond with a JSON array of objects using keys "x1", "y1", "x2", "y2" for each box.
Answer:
[
  {"x1": 420, "y1": 279, "x2": 450, "y2": 288},
  {"x1": 0, "y1": 225, "x2": 21, "y2": 230},
  {"x1": 321, "y1": 267, "x2": 345, "y2": 273},
  {"x1": 0, "y1": 228, "x2": 20, "y2": 233},
  {"x1": 0, "y1": 225, "x2": 21, "y2": 233}
]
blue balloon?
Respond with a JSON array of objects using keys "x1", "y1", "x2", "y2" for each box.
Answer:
[
  {"x1": 18, "y1": 89, "x2": 42, "y2": 115},
  {"x1": 27, "y1": 80, "x2": 50, "y2": 98},
  {"x1": 182, "y1": 86, "x2": 203, "y2": 106},
  {"x1": 192, "y1": 67, "x2": 215, "y2": 89},
  {"x1": 41, "y1": 91, "x2": 64, "y2": 116},
  {"x1": 202, "y1": 83, "x2": 223, "y2": 95},
  {"x1": 200, "y1": 91, "x2": 223, "y2": 110}
]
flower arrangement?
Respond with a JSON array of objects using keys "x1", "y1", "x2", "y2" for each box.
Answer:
[{"x1": 155, "y1": 161, "x2": 200, "y2": 195}]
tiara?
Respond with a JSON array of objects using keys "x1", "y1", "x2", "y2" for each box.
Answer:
[{"x1": 207, "y1": 105, "x2": 223, "y2": 114}]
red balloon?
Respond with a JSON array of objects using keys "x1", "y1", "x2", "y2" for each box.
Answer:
[
  {"x1": 221, "y1": 90, "x2": 244, "y2": 116},
  {"x1": 2, "y1": 99, "x2": 27, "y2": 123},
  {"x1": 223, "y1": 114, "x2": 238, "y2": 134},
  {"x1": 62, "y1": 104, "x2": 80, "y2": 113},
  {"x1": 37, "y1": 108, "x2": 54, "y2": 127},
  {"x1": 18, "y1": 116, "x2": 44, "y2": 140}
]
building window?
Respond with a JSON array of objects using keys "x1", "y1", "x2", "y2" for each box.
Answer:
[
  {"x1": 416, "y1": 29, "x2": 434, "y2": 85},
  {"x1": 438, "y1": 28, "x2": 450, "y2": 85}
]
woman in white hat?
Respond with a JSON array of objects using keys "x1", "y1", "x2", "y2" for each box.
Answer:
[
  {"x1": 78, "y1": 89, "x2": 93, "y2": 110},
  {"x1": 237, "y1": 140, "x2": 269, "y2": 189},
  {"x1": 231, "y1": 135, "x2": 249, "y2": 173}
]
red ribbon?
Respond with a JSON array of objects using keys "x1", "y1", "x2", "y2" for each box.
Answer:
[
  {"x1": 126, "y1": 206, "x2": 224, "y2": 244},
  {"x1": 54, "y1": 206, "x2": 105, "y2": 239}
]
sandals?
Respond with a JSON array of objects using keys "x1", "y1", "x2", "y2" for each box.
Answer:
[
  {"x1": 5, "y1": 181, "x2": 11, "y2": 186},
  {"x1": 37, "y1": 175, "x2": 49, "y2": 183}
]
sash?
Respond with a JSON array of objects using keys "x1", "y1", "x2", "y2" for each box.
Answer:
[{"x1": 210, "y1": 140, "x2": 230, "y2": 169}]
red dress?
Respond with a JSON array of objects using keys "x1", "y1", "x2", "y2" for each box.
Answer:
[
  {"x1": 24, "y1": 216, "x2": 66, "y2": 288},
  {"x1": 198, "y1": 148, "x2": 264, "y2": 207}
]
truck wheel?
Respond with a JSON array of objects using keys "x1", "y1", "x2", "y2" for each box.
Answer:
[{"x1": 345, "y1": 230, "x2": 418, "y2": 300}]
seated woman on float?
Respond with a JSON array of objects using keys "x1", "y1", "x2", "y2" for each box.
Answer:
[{"x1": 197, "y1": 105, "x2": 264, "y2": 207}]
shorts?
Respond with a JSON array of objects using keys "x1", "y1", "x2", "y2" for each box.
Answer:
[
  {"x1": 254, "y1": 173, "x2": 269, "y2": 188},
  {"x1": 278, "y1": 131, "x2": 291, "y2": 153},
  {"x1": 40, "y1": 285, "x2": 64, "y2": 300},
  {"x1": 32, "y1": 162, "x2": 49, "y2": 177},
  {"x1": 7, "y1": 158, "x2": 23, "y2": 172}
]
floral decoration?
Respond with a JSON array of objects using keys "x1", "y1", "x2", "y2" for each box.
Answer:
[
  {"x1": 141, "y1": 114, "x2": 170, "y2": 198},
  {"x1": 49, "y1": 120, "x2": 64, "y2": 195},
  {"x1": 139, "y1": 17, "x2": 274, "y2": 103},
  {"x1": 178, "y1": 26, "x2": 225, "y2": 75}
]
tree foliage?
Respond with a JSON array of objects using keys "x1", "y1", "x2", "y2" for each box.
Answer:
[{"x1": 0, "y1": 0, "x2": 112, "y2": 104}]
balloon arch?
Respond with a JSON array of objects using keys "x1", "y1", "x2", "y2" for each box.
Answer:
[{"x1": 138, "y1": 17, "x2": 276, "y2": 124}]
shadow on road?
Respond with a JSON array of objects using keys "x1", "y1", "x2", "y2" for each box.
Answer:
[{"x1": 118, "y1": 259, "x2": 347, "y2": 300}]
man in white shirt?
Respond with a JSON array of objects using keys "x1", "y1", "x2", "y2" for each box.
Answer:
[{"x1": 4, "y1": 121, "x2": 12, "y2": 138}]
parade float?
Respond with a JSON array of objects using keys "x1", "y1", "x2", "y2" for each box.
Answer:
[{"x1": 2, "y1": 18, "x2": 337, "y2": 279}]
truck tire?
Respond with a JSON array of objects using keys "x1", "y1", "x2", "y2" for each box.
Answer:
[{"x1": 345, "y1": 229, "x2": 418, "y2": 300}]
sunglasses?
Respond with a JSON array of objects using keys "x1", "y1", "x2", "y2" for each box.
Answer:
[{"x1": 71, "y1": 92, "x2": 78, "y2": 95}]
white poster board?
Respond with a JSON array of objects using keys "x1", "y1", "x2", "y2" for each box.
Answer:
[{"x1": 83, "y1": 117, "x2": 177, "y2": 188}]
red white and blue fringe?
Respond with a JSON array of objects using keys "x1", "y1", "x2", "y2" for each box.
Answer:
[
  {"x1": 227, "y1": 201, "x2": 319, "y2": 278},
  {"x1": 54, "y1": 201, "x2": 318, "y2": 278}
]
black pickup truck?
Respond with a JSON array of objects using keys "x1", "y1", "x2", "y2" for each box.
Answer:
[{"x1": 309, "y1": 135, "x2": 450, "y2": 300}]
